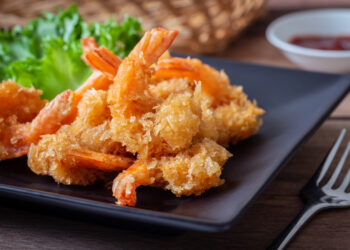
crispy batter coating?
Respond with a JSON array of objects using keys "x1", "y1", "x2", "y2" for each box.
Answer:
[
  {"x1": 111, "y1": 75, "x2": 263, "y2": 205},
  {"x1": 0, "y1": 81, "x2": 46, "y2": 123},
  {"x1": 0, "y1": 123, "x2": 30, "y2": 160},
  {"x1": 105, "y1": 29, "x2": 264, "y2": 206},
  {"x1": 112, "y1": 138, "x2": 232, "y2": 206},
  {"x1": 27, "y1": 89, "x2": 127, "y2": 185},
  {"x1": 70, "y1": 89, "x2": 125, "y2": 154},
  {"x1": 28, "y1": 129, "x2": 105, "y2": 185},
  {"x1": 159, "y1": 138, "x2": 232, "y2": 196},
  {"x1": 0, "y1": 81, "x2": 47, "y2": 160},
  {"x1": 154, "y1": 92, "x2": 200, "y2": 152},
  {"x1": 110, "y1": 91, "x2": 201, "y2": 158},
  {"x1": 20, "y1": 29, "x2": 265, "y2": 207},
  {"x1": 148, "y1": 78, "x2": 193, "y2": 99},
  {"x1": 111, "y1": 76, "x2": 263, "y2": 156},
  {"x1": 193, "y1": 82, "x2": 265, "y2": 145}
]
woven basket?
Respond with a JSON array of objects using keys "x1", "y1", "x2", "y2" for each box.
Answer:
[{"x1": 0, "y1": 0, "x2": 265, "y2": 53}]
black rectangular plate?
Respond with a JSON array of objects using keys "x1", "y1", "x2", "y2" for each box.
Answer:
[{"x1": 1, "y1": 57, "x2": 350, "y2": 232}]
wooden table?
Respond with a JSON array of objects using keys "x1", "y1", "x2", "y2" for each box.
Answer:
[{"x1": 2, "y1": 6, "x2": 350, "y2": 250}]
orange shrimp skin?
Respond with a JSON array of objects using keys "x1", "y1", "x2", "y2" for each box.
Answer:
[
  {"x1": 74, "y1": 71, "x2": 112, "y2": 105},
  {"x1": 112, "y1": 162, "x2": 154, "y2": 206},
  {"x1": 27, "y1": 90, "x2": 76, "y2": 142},
  {"x1": 108, "y1": 28, "x2": 178, "y2": 117},
  {"x1": 153, "y1": 58, "x2": 200, "y2": 82},
  {"x1": 68, "y1": 150, "x2": 134, "y2": 172},
  {"x1": 128, "y1": 28, "x2": 178, "y2": 66},
  {"x1": 1, "y1": 90, "x2": 76, "y2": 161},
  {"x1": 154, "y1": 57, "x2": 233, "y2": 105},
  {"x1": 81, "y1": 37, "x2": 122, "y2": 79}
]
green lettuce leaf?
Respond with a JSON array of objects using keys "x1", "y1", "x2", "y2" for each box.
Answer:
[{"x1": 0, "y1": 4, "x2": 142, "y2": 99}]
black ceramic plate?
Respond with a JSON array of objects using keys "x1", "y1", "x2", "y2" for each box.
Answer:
[{"x1": 1, "y1": 58, "x2": 350, "y2": 232}]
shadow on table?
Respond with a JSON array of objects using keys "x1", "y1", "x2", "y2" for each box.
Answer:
[{"x1": 1, "y1": 196, "x2": 184, "y2": 237}]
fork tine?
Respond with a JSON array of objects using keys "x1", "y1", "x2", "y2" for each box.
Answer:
[
  {"x1": 338, "y1": 166, "x2": 350, "y2": 191},
  {"x1": 316, "y1": 129, "x2": 346, "y2": 185},
  {"x1": 324, "y1": 141, "x2": 350, "y2": 189}
]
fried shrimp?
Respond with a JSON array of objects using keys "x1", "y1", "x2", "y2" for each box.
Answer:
[
  {"x1": 28, "y1": 130, "x2": 105, "y2": 186},
  {"x1": 0, "y1": 81, "x2": 77, "y2": 160},
  {"x1": 0, "y1": 38, "x2": 119, "y2": 160},
  {"x1": 3, "y1": 28, "x2": 265, "y2": 207},
  {"x1": 154, "y1": 58, "x2": 265, "y2": 145},
  {"x1": 24, "y1": 38, "x2": 130, "y2": 183},
  {"x1": 0, "y1": 87, "x2": 77, "y2": 160},
  {"x1": 107, "y1": 28, "x2": 264, "y2": 206},
  {"x1": 108, "y1": 28, "x2": 178, "y2": 116},
  {"x1": 28, "y1": 89, "x2": 135, "y2": 185},
  {"x1": 113, "y1": 138, "x2": 232, "y2": 206},
  {"x1": 107, "y1": 28, "x2": 183, "y2": 158},
  {"x1": 28, "y1": 130, "x2": 133, "y2": 186},
  {"x1": 154, "y1": 57, "x2": 236, "y2": 106},
  {"x1": 0, "y1": 81, "x2": 46, "y2": 159}
]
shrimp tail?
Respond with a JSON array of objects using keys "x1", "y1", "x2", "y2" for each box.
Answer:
[
  {"x1": 68, "y1": 150, "x2": 135, "y2": 172},
  {"x1": 0, "y1": 90, "x2": 75, "y2": 160},
  {"x1": 81, "y1": 37, "x2": 122, "y2": 79},
  {"x1": 108, "y1": 28, "x2": 178, "y2": 116},
  {"x1": 112, "y1": 162, "x2": 155, "y2": 206},
  {"x1": 128, "y1": 28, "x2": 178, "y2": 67},
  {"x1": 153, "y1": 57, "x2": 200, "y2": 81},
  {"x1": 26, "y1": 90, "x2": 76, "y2": 143}
]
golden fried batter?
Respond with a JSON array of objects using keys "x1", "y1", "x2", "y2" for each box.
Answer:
[
  {"x1": 107, "y1": 29, "x2": 264, "y2": 206},
  {"x1": 27, "y1": 89, "x2": 130, "y2": 185},
  {"x1": 20, "y1": 28, "x2": 265, "y2": 207},
  {"x1": 159, "y1": 138, "x2": 232, "y2": 196},
  {"x1": 0, "y1": 81, "x2": 46, "y2": 123},
  {"x1": 113, "y1": 138, "x2": 232, "y2": 206},
  {"x1": 28, "y1": 129, "x2": 105, "y2": 186},
  {"x1": 0, "y1": 81, "x2": 47, "y2": 160}
]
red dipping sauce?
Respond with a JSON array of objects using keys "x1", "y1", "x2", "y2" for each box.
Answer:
[{"x1": 289, "y1": 35, "x2": 350, "y2": 50}]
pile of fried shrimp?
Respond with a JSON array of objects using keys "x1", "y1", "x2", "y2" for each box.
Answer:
[{"x1": 0, "y1": 28, "x2": 264, "y2": 207}]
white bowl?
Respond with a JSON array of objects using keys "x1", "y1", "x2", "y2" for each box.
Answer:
[{"x1": 266, "y1": 9, "x2": 350, "y2": 73}]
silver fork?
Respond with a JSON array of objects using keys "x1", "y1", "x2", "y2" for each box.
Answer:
[{"x1": 268, "y1": 129, "x2": 350, "y2": 250}]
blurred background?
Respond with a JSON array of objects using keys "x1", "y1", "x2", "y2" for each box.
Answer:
[{"x1": 1, "y1": 0, "x2": 350, "y2": 55}]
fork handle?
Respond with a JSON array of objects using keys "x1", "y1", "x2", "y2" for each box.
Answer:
[{"x1": 267, "y1": 202, "x2": 327, "y2": 250}]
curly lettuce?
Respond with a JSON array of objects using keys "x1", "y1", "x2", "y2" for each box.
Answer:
[{"x1": 0, "y1": 5, "x2": 142, "y2": 99}]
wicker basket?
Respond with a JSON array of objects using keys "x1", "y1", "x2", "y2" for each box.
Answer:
[{"x1": 0, "y1": 0, "x2": 265, "y2": 53}]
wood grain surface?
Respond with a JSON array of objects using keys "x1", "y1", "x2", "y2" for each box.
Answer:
[{"x1": 2, "y1": 2, "x2": 350, "y2": 250}]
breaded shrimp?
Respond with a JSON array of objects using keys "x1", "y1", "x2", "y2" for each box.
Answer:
[
  {"x1": 154, "y1": 57, "x2": 234, "y2": 106},
  {"x1": 28, "y1": 89, "x2": 135, "y2": 185},
  {"x1": 0, "y1": 81, "x2": 46, "y2": 159},
  {"x1": 113, "y1": 138, "x2": 232, "y2": 206},
  {"x1": 25, "y1": 39, "x2": 130, "y2": 182},
  {"x1": 106, "y1": 28, "x2": 235, "y2": 206},
  {"x1": 0, "y1": 84, "x2": 73, "y2": 160},
  {"x1": 0, "y1": 38, "x2": 121, "y2": 160},
  {"x1": 153, "y1": 58, "x2": 265, "y2": 145},
  {"x1": 108, "y1": 28, "x2": 178, "y2": 117},
  {"x1": 106, "y1": 28, "x2": 182, "y2": 157},
  {"x1": 28, "y1": 129, "x2": 133, "y2": 186},
  {"x1": 28, "y1": 130, "x2": 105, "y2": 186},
  {"x1": 108, "y1": 28, "x2": 264, "y2": 206},
  {"x1": 192, "y1": 82, "x2": 265, "y2": 146},
  {"x1": 4, "y1": 28, "x2": 265, "y2": 207}
]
